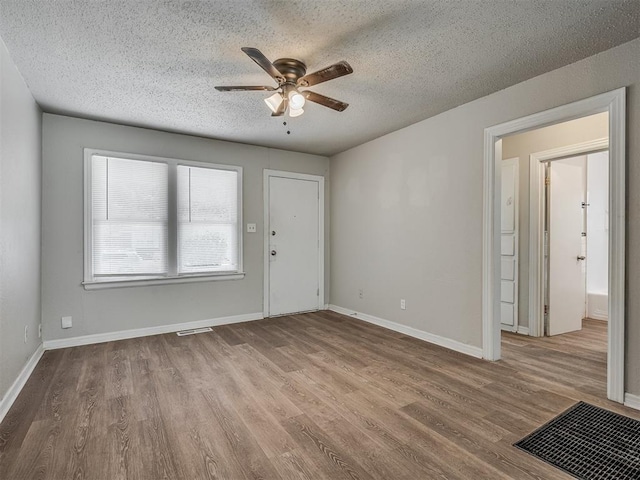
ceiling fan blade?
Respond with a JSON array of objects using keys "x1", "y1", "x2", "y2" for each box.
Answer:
[
  {"x1": 215, "y1": 85, "x2": 277, "y2": 92},
  {"x1": 302, "y1": 91, "x2": 349, "y2": 112},
  {"x1": 297, "y1": 61, "x2": 353, "y2": 87},
  {"x1": 271, "y1": 96, "x2": 287, "y2": 117},
  {"x1": 241, "y1": 47, "x2": 285, "y2": 83}
]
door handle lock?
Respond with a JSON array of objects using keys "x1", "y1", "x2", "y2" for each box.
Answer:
[
  {"x1": 577, "y1": 255, "x2": 586, "y2": 261},
  {"x1": 271, "y1": 250, "x2": 277, "y2": 256}
]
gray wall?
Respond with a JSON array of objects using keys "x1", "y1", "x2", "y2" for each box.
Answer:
[
  {"x1": 329, "y1": 38, "x2": 640, "y2": 394},
  {"x1": 42, "y1": 114, "x2": 329, "y2": 341},
  {"x1": 502, "y1": 112, "x2": 609, "y2": 329},
  {"x1": 0, "y1": 37, "x2": 42, "y2": 401}
]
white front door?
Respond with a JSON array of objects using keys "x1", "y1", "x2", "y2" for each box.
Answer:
[
  {"x1": 548, "y1": 156, "x2": 587, "y2": 336},
  {"x1": 266, "y1": 173, "x2": 322, "y2": 316}
]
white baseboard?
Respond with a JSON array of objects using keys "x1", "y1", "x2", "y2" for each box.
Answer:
[
  {"x1": 517, "y1": 326, "x2": 530, "y2": 335},
  {"x1": 0, "y1": 343, "x2": 44, "y2": 424},
  {"x1": 43, "y1": 312, "x2": 263, "y2": 350},
  {"x1": 328, "y1": 305, "x2": 483, "y2": 359},
  {"x1": 624, "y1": 393, "x2": 640, "y2": 411}
]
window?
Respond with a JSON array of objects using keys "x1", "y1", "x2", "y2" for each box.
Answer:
[{"x1": 84, "y1": 150, "x2": 243, "y2": 289}]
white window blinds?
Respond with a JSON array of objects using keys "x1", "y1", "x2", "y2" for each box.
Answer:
[
  {"x1": 177, "y1": 165, "x2": 238, "y2": 273},
  {"x1": 91, "y1": 156, "x2": 168, "y2": 276},
  {"x1": 86, "y1": 151, "x2": 242, "y2": 285}
]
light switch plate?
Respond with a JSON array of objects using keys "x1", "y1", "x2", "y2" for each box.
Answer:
[{"x1": 247, "y1": 223, "x2": 257, "y2": 233}]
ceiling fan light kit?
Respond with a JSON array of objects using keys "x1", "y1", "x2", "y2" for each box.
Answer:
[
  {"x1": 264, "y1": 92, "x2": 284, "y2": 113},
  {"x1": 215, "y1": 47, "x2": 353, "y2": 118}
]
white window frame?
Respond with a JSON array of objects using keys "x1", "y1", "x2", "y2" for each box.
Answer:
[{"x1": 83, "y1": 148, "x2": 244, "y2": 290}]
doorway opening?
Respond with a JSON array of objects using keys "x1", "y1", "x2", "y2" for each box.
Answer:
[
  {"x1": 482, "y1": 89, "x2": 626, "y2": 403},
  {"x1": 498, "y1": 113, "x2": 610, "y2": 400}
]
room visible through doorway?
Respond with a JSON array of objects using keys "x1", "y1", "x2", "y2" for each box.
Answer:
[{"x1": 499, "y1": 112, "x2": 609, "y2": 399}]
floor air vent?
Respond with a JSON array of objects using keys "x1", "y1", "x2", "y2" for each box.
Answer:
[
  {"x1": 515, "y1": 401, "x2": 640, "y2": 479},
  {"x1": 176, "y1": 327, "x2": 213, "y2": 336}
]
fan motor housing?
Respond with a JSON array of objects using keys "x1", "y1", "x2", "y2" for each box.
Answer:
[{"x1": 273, "y1": 58, "x2": 307, "y2": 82}]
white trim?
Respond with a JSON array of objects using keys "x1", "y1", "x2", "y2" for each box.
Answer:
[
  {"x1": 624, "y1": 393, "x2": 640, "y2": 411},
  {"x1": 83, "y1": 272, "x2": 245, "y2": 290},
  {"x1": 0, "y1": 344, "x2": 44, "y2": 424},
  {"x1": 528, "y1": 138, "x2": 609, "y2": 337},
  {"x1": 329, "y1": 305, "x2": 483, "y2": 359},
  {"x1": 43, "y1": 312, "x2": 263, "y2": 350},
  {"x1": 482, "y1": 88, "x2": 626, "y2": 403},
  {"x1": 517, "y1": 326, "x2": 530, "y2": 336},
  {"x1": 263, "y1": 169, "x2": 325, "y2": 317},
  {"x1": 83, "y1": 148, "x2": 244, "y2": 285}
]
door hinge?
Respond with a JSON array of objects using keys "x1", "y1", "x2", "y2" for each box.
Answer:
[
  {"x1": 544, "y1": 304, "x2": 549, "y2": 315},
  {"x1": 545, "y1": 176, "x2": 550, "y2": 186}
]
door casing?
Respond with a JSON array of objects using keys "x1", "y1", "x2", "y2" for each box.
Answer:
[
  {"x1": 263, "y1": 169, "x2": 325, "y2": 317},
  {"x1": 482, "y1": 88, "x2": 626, "y2": 404}
]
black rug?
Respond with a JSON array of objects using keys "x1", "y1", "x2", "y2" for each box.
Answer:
[{"x1": 514, "y1": 401, "x2": 640, "y2": 479}]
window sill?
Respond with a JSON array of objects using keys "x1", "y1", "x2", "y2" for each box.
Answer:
[{"x1": 82, "y1": 272, "x2": 246, "y2": 290}]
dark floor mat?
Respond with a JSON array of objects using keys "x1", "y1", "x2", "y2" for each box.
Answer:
[{"x1": 514, "y1": 401, "x2": 640, "y2": 479}]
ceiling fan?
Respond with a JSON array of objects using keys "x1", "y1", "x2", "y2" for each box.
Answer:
[{"x1": 215, "y1": 47, "x2": 353, "y2": 118}]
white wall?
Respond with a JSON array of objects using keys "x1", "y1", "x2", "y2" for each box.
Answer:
[
  {"x1": 502, "y1": 113, "x2": 608, "y2": 328},
  {"x1": 42, "y1": 114, "x2": 329, "y2": 342},
  {"x1": 0, "y1": 36, "x2": 42, "y2": 401},
  {"x1": 330, "y1": 38, "x2": 640, "y2": 394},
  {"x1": 586, "y1": 151, "x2": 609, "y2": 295},
  {"x1": 586, "y1": 151, "x2": 609, "y2": 321}
]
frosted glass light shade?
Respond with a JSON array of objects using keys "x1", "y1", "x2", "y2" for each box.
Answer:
[
  {"x1": 264, "y1": 92, "x2": 283, "y2": 113},
  {"x1": 289, "y1": 107, "x2": 304, "y2": 118},
  {"x1": 288, "y1": 90, "x2": 306, "y2": 110}
]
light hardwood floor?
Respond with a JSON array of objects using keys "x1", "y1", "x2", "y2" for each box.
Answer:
[{"x1": 1, "y1": 312, "x2": 636, "y2": 479}]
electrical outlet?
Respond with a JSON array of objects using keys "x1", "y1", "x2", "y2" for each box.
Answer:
[
  {"x1": 61, "y1": 316, "x2": 73, "y2": 329},
  {"x1": 400, "y1": 299, "x2": 406, "y2": 310},
  {"x1": 358, "y1": 289, "x2": 364, "y2": 299},
  {"x1": 24, "y1": 325, "x2": 28, "y2": 343},
  {"x1": 246, "y1": 223, "x2": 257, "y2": 233},
  {"x1": 38, "y1": 323, "x2": 42, "y2": 338}
]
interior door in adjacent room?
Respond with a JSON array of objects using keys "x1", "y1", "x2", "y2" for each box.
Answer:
[
  {"x1": 265, "y1": 171, "x2": 323, "y2": 317},
  {"x1": 500, "y1": 157, "x2": 519, "y2": 332},
  {"x1": 548, "y1": 156, "x2": 587, "y2": 336}
]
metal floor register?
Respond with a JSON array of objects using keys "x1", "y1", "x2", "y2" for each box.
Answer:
[{"x1": 515, "y1": 401, "x2": 640, "y2": 479}]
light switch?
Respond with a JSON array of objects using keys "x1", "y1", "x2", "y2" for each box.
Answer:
[{"x1": 247, "y1": 223, "x2": 257, "y2": 233}]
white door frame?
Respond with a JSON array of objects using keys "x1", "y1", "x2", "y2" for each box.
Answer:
[
  {"x1": 263, "y1": 169, "x2": 325, "y2": 317},
  {"x1": 528, "y1": 138, "x2": 609, "y2": 338},
  {"x1": 482, "y1": 88, "x2": 626, "y2": 403}
]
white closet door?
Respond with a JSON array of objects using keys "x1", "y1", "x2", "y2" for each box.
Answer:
[{"x1": 500, "y1": 158, "x2": 519, "y2": 331}]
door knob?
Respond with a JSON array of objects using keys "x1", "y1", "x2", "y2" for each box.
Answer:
[
  {"x1": 271, "y1": 250, "x2": 277, "y2": 256},
  {"x1": 577, "y1": 255, "x2": 586, "y2": 261}
]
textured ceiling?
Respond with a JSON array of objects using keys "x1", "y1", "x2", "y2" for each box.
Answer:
[{"x1": 0, "y1": 1, "x2": 638, "y2": 156}]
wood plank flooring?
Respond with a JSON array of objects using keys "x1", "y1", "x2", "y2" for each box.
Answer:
[{"x1": 1, "y1": 313, "x2": 636, "y2": 479}]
